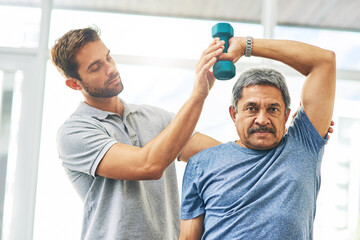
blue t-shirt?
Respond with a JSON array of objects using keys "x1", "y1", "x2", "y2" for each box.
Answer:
[{"x1": 181, "y1": 107, "x2": 328, "y2": 240}]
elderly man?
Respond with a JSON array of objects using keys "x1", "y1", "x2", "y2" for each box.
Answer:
[{"x1": 180, "y1": 36, "x2": 336, "y2": 240}]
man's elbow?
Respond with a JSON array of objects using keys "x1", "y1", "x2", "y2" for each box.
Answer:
[
  {"x1": 141, "y1": 163, "x2": 164, "y2": 180},
  {"x1": 324, "y1": 49, "x2": 336, "y2": 67}
]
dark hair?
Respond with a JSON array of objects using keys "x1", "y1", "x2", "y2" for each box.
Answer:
[
  {"x1": 231, "y1": 68, "x2": 291, "y2": 114},
  {"x1": 50, "y1": 26, "x2": 101, "y2": 80}
]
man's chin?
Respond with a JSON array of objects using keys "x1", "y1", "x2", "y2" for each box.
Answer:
[
  {"x1": 247, "y1": 139, "x2": 280, "y2": 150},
  {"x1": 251, "y1": 145, "x2": 276, "y2": 150}
]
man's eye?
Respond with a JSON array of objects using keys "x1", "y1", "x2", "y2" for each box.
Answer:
[
  {"x1": 269, "y1": 108, "x2": 279, "y2": 113},
  {"x1": 107, "y1": 56, "x2": 113, "y2": 62},
  {"x1": 247, "y1": 107, "x2": 255, "y2": 111},
  {"x1": 91, "y1": 65, "x2": 100, "y2": 72}
]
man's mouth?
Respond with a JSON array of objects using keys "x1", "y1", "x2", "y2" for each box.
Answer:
[{"x1": 106, "y1": 73, "x2": 120, "y2": 86}]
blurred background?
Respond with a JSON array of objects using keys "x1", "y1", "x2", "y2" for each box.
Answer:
[{"x1": 0, "y1": 0, "x2": 359, "y2": 239}]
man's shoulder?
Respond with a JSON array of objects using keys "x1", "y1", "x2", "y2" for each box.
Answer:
[
  {"x1": 128, "y1": 103, "x2": 174, "y2": 117},
  {"x1": 57, "y1": 110, "x2": 105, "y2": 141},
  {"x1": 59, "y1": 102, "x2": 103, "y2": 126},
  {"x1": 286, "y1": 106, "x2": 328, "y2": 153},
  {"x1": 60, "y1": 111, "x2": 100, "y2": 128}
]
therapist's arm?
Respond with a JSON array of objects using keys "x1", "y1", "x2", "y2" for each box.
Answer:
[{"x1": 178, "y1": 133, "x2": 221, "y2": 162}]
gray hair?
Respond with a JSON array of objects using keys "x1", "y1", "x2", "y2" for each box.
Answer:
[{"x1": 231, "y1": 68, "x2": 291, "y2": 114}]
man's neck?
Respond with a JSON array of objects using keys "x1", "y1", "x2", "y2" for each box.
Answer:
[{"x1": 84, "y1": 96, "x2": 124, "y2": 117}]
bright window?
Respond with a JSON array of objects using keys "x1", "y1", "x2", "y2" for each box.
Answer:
[
  {"x1": 275, "y1": 26, "x2": 360, "y2": 71},
  {"x1": 0, "y1": 6, "x2": 40, "y2": 48}
]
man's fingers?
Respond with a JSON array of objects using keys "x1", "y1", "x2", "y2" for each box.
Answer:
[
  {"x1": 202, "y1": 57, "x2": 217, "y2": 74},
  {"x1": 209, "y1": 37, "x2": 219, "y2": 47},
  {"x1": 328, "y1": 126, "x2": 334, "y2": 133},
  {"x1": 217, "y1": 37, "x2": 243, "y2": 63},
  {"x1": 200, "y1": 40, "x2": 224, "y2": 59},
  {"x1": 196, "y1": 47, "x2": 223, "y2": 73},
  {"x1": 217, "y1": 52, "x2": 232, "y2": 62},
  {"x1": 197, "y1": 57, "x2": 217, "y2": 78}
]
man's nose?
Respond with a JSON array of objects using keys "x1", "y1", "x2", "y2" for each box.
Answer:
[
  {"x1": 255, "y1": 110, "x2": 270, "y2": 125},
  {"x1": 106, "y1": 62, "x2": 117, "y2": 75}
]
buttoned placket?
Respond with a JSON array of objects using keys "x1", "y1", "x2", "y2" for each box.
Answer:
[{"x1": 122, "y1": 112, "x2": 140, "y2": 147}]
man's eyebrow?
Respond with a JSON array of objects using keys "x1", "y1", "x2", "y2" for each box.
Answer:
[
  {"x1": 87, "y1": 59, "x2": 101, "y2": 72},
  {"x1": 86, "y1": 50, "x2": 110, "y2": 72},
  {"x1": 269, "y1": 103, "x2": 281, "y2": 108},
  {"x1": 244, "y1": 102, "x2": 258, "y2": 107}
]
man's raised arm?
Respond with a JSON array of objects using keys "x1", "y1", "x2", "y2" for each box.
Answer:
[{"x1": 219, "y1": 37, "x2": 336, "y2": 137}]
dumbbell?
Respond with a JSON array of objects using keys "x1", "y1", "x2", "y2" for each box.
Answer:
[{"x1": 211, "y1": 23, "x2": 236, "y2": 80}]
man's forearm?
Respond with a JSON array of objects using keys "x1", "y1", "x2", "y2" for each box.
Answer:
[
  {"x1": 250, "y1": 38, "x2": 334, "y2": 76},
  {"x1": 180, "y1": 215, "x2": 205, "y2": 240},
  {"x1": 143, "y1": 94, "x2": 206, "y2": 177}
]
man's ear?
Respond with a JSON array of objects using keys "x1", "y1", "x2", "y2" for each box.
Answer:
[
  {"x1": 65, "y1": 78, "x2": 82, "y2": 90},
  {"x1": 285, "y1": 108, "x2": 292, "y2": 123},
  {"x1": 229, "y1": 105, "x2": 237, "y2": 122}
]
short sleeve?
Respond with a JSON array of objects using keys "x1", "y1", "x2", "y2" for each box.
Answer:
[
  {"x1": 57, "y1": 117, "x2": 117, "y2": 177},
  {"x1": 181, "y1": 156, "x2": 205, "y2": 220},
  {"x1": 288, "y1": 106, "x2": 328, "y2": 156}
]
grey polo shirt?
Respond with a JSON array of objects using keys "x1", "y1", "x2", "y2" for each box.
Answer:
[{"x1": 57, "y1": 99, "x2": 180, "y2": 240}]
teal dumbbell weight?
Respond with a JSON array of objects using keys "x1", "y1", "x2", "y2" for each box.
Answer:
[{"x1": 211, "y1": 23, "x2": 235, "y2": 80}]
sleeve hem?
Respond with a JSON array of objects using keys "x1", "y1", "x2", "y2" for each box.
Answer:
[
  {"x1": 90, "y1": 140, "x2": 118, "y2": 177},
  {"x1": 181, "y1": 209, "x2": 205, "y2": 220},
  {"x1": 299, "y1": 107, "x2": 328, "y2": 146}
]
